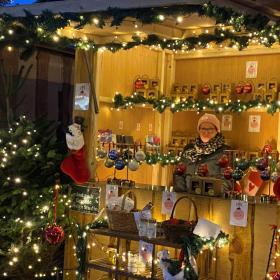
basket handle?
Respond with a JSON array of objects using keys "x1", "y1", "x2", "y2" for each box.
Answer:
[
  {"x1": 170, "y1": 196, "x2": 198, "y2": 222},
  {"x1": 121, "y1": 190, "x2": 137, "y2": 210}
]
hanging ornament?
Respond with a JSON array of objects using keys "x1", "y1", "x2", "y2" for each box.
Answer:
[
  {"x1": 108, "y1": 149, "x2": 119, "y2": 160},
  {"x1": 44, "y1": 183, "x2": 64, "y2": 245},
  {"x1": 235, "y1": 83, "x2": 244, "y2": 94},
  {"x1": 45, "y1": 224, "x2": 65, "y2": 245},
  {"x1": 262, "y1": 144, "x2": 272, "y2": 155},
  {"x1": 201, "y1": 84, "x2": 211, "y2": 95},
  {"x1": 96, "y1": 147, "x2": 107, "y2": 159},
  {"x1": 114, "y1": 159, "x2": 125, "y2": 170},
  {"x1": 256, "y1": 158, "x2": 268, "y2": 171},
  {"x1": 224, "y1": 166, "x2": 233, "y2": 180},
  {"x1": 260, "y1": 169, "x2": 271, "y2": 181},
  {"x1": 218, "y1": 154, "x2": 229, "y2": 168},
  {"x1": 128, "y1": 159, "x2": 139, "y2": 171},
  {"x1": 197, "y1": 163, "x2": 208, "y2": 177},
  {"x1": 236, "y1": 159, "x2": 249, "y2": 171},
  {"x1": 271, "y1": 172, "x2": 279, "y2": 183},
  {"x1": 135, "y1": 150, "x2": 146, "y2": 162},
  {"x1": 232, "y1": 168, "x2": 244, "y2": 181},
  {"x1": 105, "y1": 158, "x2": 115, "y2": 168},
  {"x1": 175, "y1": 162, "x2": 187, "y2": 176},
  {"x1": 243, "y1": 82, "x2": 252, "y2": 94}
]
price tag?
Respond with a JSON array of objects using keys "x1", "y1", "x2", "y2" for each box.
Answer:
[
  {"x1": 161, "y1": 191, "x2": 176, "y2": 215},
  {"x1": 230, "y1": 200, "x2": 248, "y2": 227}
]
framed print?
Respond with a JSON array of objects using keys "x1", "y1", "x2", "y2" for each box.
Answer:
[
  {"x1": 190, "y1": 84, "x2": 198, "y2": 95},
  {"x1": 202, "y1": 178, "x2": 224, "y2": 196},
  {"x1": 213, "y1": 84, "x2": 222, "y2": 94},
  {"x1": 209, "y1": 93, "x2": 219, "y2": 102},
  {"x1": 172, "y1": 85, "x2": 182, "y2": 95},
  {"x1": 190, "y1": 177, "x2": 202, "y2": 195},
  {"x1": 246, "y1": 61, "x2": 258, "y2": 79},
  {"x1": 247, "y1": 151, "x2": 259, "y2": 161},
  {"x1": 74, "y1": 83, "x2": 90, "y2": 110},
  {"x1": 221, "y1": 115, "x2": 232, "y2": 131},
  {"x1": 136, "y1": 89, "x2": 146, "y2": 97},
  {"x1": 267, "y1": 81, "x2": 277, "y2": 94},
  {"x1": 146, "y1": 90, "x2": 158, "y2": 99},
  {"x1": 222, "y1": 83, "x2": 232, "y2": 94},
  {"x1": 219, "y1": 93, "x2": 230, "y2": 103},
  {"x1": 248, "y1": 115, "x2": 261, "y2": 133},
  {"x1": 149, "y1": 79, "x2": 160, "y2": 91},
  {"x1": 182, "y1": 85, "x2": 189, "y2": 95}
]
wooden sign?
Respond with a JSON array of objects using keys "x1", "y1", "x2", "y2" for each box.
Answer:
[{"x1": 71, "y1": 184, "x2": 100, "y2": 214}]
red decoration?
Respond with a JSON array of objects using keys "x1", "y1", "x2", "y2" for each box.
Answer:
[
  {"x1": 235, "y1": 83, "x2": 244, "y2": 94},
  {"x1": 60, "y1": 147, "x2": 90, "y2": 184},
  {"x1": 45, "y1": 183, "x2": 64, "y2": 245},
  {"x1": 262, "y1": 144, "x2": 273, "y2": 155},
  {"x1": 218, "y1": 154, "x2": 229, "y2": 168},
  {"x1": 224, "y1": 166, "x2": 233, "y2": 180},
  {"x1": 134, "y1": 79, "x2": 144, "y2": 90},
  {"x1": 175, "y1": 162, "x2": 187, "y2": 175},
  {"x1": 243, "y1": 82, "x2": 252, "y2": 93},
  {"x1": 269, "y1": 272, "x2": 280, "y2": 280},
  {"x1": 198, "y1": 163, "x2": 208, "y2": 176},
  {"x1": 201, "y1": 84, "x2": 211, "y2": 95},
  {"x1": 45, "y1": 224, "x2": 65, "y2": 245}
]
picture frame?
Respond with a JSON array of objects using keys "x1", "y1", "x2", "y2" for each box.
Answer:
[
  {"x1": 213, "y1": 84, "x2": 222, "y2": 94},
  {"x1": 267, "y1": 81, "x2": 277, "y2": 94},
  {"x1": 264, "y1": 93, "x2": 274, "y2": 102},
  {"x1": 146, "y1": 90, "x2": 158, "y2": 99},
  {"x1": 182, "y1": 85, "x2": 189, "y2": 95},
  {"x1": 171, "y1": 136, "x2": 188, "y2": 147},
  {"x1": 136, "y1": 89, "x2": 146, "y2": 97},
  {"x1": 142, "y1": 79, "x2": 149, "y2": 89},
  {"x1": 149, "y1": 79, "x2": 160, "y2": 91},
  {"x1": 190, "y1": 84, "x2": 198, "y2": 95},
  {"x1": 172, "y1": 85, "x2": 182, "y2": 95},
  {"x1": 187, "y1": 137, "x2": 196, "y2": 145},
  {"x1": 219, "y1": 93, "x2": 230, "y2": 103},
  {"x1": 247, "y1": 151, "x2": 259, "y2": 161},
  {"x1": 222, "y1": 83, "x2": 232, "y2": 94},
  {"x1": 253, "y1": 92, "x2": 263, "y2": 101},
  {"x1": 202, "y1": 178, "x2": 223, "y2": 196},
  {"x1": 256, "y1": 82, "x2": 266, "y2": 94},
  {"x1": 190, "y1": 177, "x2": 203, "y2": 195},
  {"x1": 209, "y1": 93, "x2": 219, "y2": 102}
]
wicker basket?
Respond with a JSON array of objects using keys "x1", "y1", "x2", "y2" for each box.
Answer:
[
  {"x1": 162, "y1": 196, "x2": 198, "y2": 242},
  {"x1": 106, "y1": 190, "x2": 138, "y2": 234}
]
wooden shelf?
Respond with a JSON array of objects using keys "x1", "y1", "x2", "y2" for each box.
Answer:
[
  {"x1": 90, "y1": 228, "x2": 182, "y2": 248},
  {"x1": 87, "y1": 258, "x2": 163, "y2": 280}
]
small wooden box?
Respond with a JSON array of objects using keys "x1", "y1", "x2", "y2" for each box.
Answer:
[
  {"x1": 146, "y1": 89, "x2": 158, "y2": 99},
  {"x1": 190, "y1": 177, "x2": 203, "y2": 195},
  {"x1": 136, "y1": 89, "x2": 146, "y2": 97},
  {"x1": 210, "y1": 93, "x2": 219, "y2": 102},
  {"x1": 213, "y1": 84, "x2": 222, "y2": 95},
  {"x1": 202, "y1": 178, "x2": 224, "y2": 196},
  {"x1": 172, "y1": 85, "x2": 182, "y2": 95},
  {"x1": 182, "y1": 85, "x2": 189, "y2": 95},
  {"x1": 149, "y1": 79, "x2": 160, "y2": 91}
]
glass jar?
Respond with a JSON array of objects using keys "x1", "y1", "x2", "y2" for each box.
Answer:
[{"x1": 146, "y1": 219, "x2": 157, "y2": 239}]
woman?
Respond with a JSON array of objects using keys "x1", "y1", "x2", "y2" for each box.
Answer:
[{"x1": 174, "y1": 113, "x2": 229, "y2": 192}]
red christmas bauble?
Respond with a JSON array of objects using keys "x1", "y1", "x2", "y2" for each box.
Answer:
[
  {"x1": 269, "y1": 271, "x2": 280, "y2": 280},
  {"x1": 243, "y1": 83, "x2": 252, "y2": 94},
  {"x1": 235, "y1": 84, "x2": 244, "y2": 94},
  {"x1": 175, "y1": 162, "x2": 187, "y2": 175},
  {"x1": 45, "y1": 224, "x2": 65, "y2": 245},
  {"x1": 201, "y1": 84, "x2": 211, "y2": 95},
  {"x1": 134, "y1": 79, "x2": 144, "y2": 90},
  {"x1": 262, "y1": 144, "x2": 272, "y2": 155},
  {"x1": 224, "y1": 166, "x2": 233, "y2": 180},
  {"x1": 218, "y1": 154, "x2": 229, "y2": 168}
]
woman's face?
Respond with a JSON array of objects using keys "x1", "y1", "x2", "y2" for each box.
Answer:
[{"x1": 199, "y1": 122, "x2": 217, "y2": 143}]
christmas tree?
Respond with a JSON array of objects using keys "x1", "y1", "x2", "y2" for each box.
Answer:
[{"x1": 0, "y1": 116, "x2": 70, "y2": 279}]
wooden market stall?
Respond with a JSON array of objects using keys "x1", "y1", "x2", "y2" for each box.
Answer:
[{"x1": 3, "y1": 1, "x2": 280, "y2": 280}]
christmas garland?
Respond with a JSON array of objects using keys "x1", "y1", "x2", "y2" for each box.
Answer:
[
  {"x1": 113, "y1": 93, "x2": 280, "y2": 114},
  {"x1": 0, "y1": 2, "x2": 279, "y2": 57}
]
